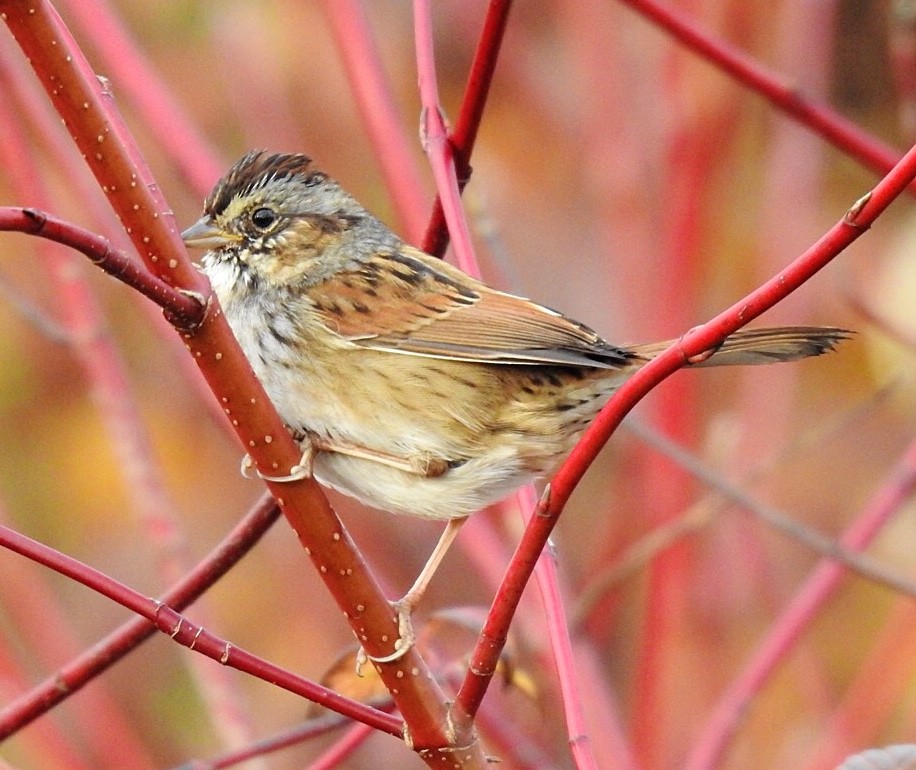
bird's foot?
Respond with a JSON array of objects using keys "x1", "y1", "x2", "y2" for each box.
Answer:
[
  {"x1": 240, "y1": 446, "x2": 313, "y2": 482},
  {"x1": 355, "y1": 598, "x2": 417, "y2": 675}
]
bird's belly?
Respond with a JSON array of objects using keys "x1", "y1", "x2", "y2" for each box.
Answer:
[
  {"x1": 254, "y1": 354, "x2": 545, "y2": 516},
  {"x1": 311, "y1": 448, "x2": 533, "y2": 520},
  {"x1": 259, "y1": 353, "x2": 474, "y2": 463},
  {"x1": 223, "y1": 300, "x2": 615, "y2": 517},
  {"x1": 299, "y1": 363, "x2": 616, "y2": 519}
]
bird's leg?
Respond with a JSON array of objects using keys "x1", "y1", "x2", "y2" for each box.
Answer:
[
  {"x1": 397, "y1": 515, "x2": 468, "y2": 618},
  {"x1": 359, "y1": 516, "x2": 468, "y2": 670},
  {"x1": 310, "y1": 437, "x2": 451, "y2": 478},
  {"x1": 244, "y1": 431, "x2": 463, "y2": 668},
  {"x1": 243, "y1": 436, "x2": 452, "y2": 483}
]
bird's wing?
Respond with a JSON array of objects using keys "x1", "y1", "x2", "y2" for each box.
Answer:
[{"x1": 304, "y1": 246, "x2": 632, "y2": 369}]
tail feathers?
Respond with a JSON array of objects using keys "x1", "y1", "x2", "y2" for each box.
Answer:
[{"x1": 627, "y1": 326, "x2": 851, "y2": 368}]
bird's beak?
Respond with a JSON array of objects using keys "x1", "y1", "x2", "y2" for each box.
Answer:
[{"x1": 181, "y1": 217, "x2": 240, "y2": 249}]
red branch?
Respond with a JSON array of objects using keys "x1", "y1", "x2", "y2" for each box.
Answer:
[
  {"x1": 0, "y1": 518, "x2": 401, "y2": 736},
  {"x1": 1, "y1": 3, "x2": 475, "y2": 760},
  {"x1": 0, "y1": 207, "x2": 203, "y2": 326},
  {"x1": 0, "y1": 494, "x2": 280, "y2": 738},
  {"x1": 453, "y1": 141, "x2": 916, "y2": 718},
  {"x1": 413, "y1": 0, "x2": 480, "y2": 276},
  {"x1": 617, "y1": 0, "x2": 913, "y2": 192},
  {"x1": 410, "y1": 5, "x2": 618, "y2": 761},
  {"x1": 685, "y1": 437, "x2": 916, "y2": 769},
  {"x1": 421, "y1": 0, "x2": 513, "y2": 256}
]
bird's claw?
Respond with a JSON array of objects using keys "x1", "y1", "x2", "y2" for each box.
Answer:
[
  {"x1": 239, "y1": 450, "x2": 312, "y2": 482},
  {"x1": 355, "y1": 600, "x2": 417, "y2": 676}
]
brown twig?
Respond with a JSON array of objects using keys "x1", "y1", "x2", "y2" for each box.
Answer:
[
  {"x1": 177, "y1": 706, "x2": 393, "y2": 769},
  {"x1": 572, "y1": 384, "x2": 900, "y2": 627},
  {"x1": 0, "y1": 270, "x2": 72, "y2": 343},
  {"x1": 627, "y1": 419, "x2": 916, "y2": 597}
]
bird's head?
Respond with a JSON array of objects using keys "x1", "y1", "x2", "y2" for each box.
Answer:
[{"x1": 182, "y1": 150, "x2": 370, "y2": 288}]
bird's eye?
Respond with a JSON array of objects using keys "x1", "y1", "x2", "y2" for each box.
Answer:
[{"x1": 250, "y1": 207, "x2": 277, "y2": 230}]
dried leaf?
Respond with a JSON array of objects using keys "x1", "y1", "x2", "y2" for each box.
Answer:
[{"x1": 306, "y1": 647, "x2": 390, "y2": 717}]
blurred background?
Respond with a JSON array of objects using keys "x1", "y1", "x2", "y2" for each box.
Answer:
[{"x1": 0, "y1": 1, "x2": 914, "y2": 768}]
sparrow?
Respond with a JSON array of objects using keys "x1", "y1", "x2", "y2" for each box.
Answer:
[{"x1": 182, "y1": 151, "x2": 847, "y2": 648}]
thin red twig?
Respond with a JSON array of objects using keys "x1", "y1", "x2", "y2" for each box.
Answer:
[
  {"x1": 0, "y1": 495, "x2": 280, "y2": 738},
  {"x1": 421, "y1": 0, "x2": 513, "y2": 257},
  {"x1": 515, "y1": 484, "x2": 611, "y2": 770},
  {"x1": 0, "y1": 520, "x2": 401, "y2": 737},
  {"x1": 0, "y1": 207, "x2": 203, "y2": 326},
  {"x1": 684, "y1": 437, "x2": 916, "y2": 770},
  {"x1": 411, "y1": 6, "x2": 613, "y2": 764},
  {"x1": 526, "y1": 506, "x2": 601, "y2": 770},
  {"x1": 322, "y1": 0, "x2": 430, "y2": 243},
  {"x1": 412, "y1": 0, "x2": 480, "y2": 275}
]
